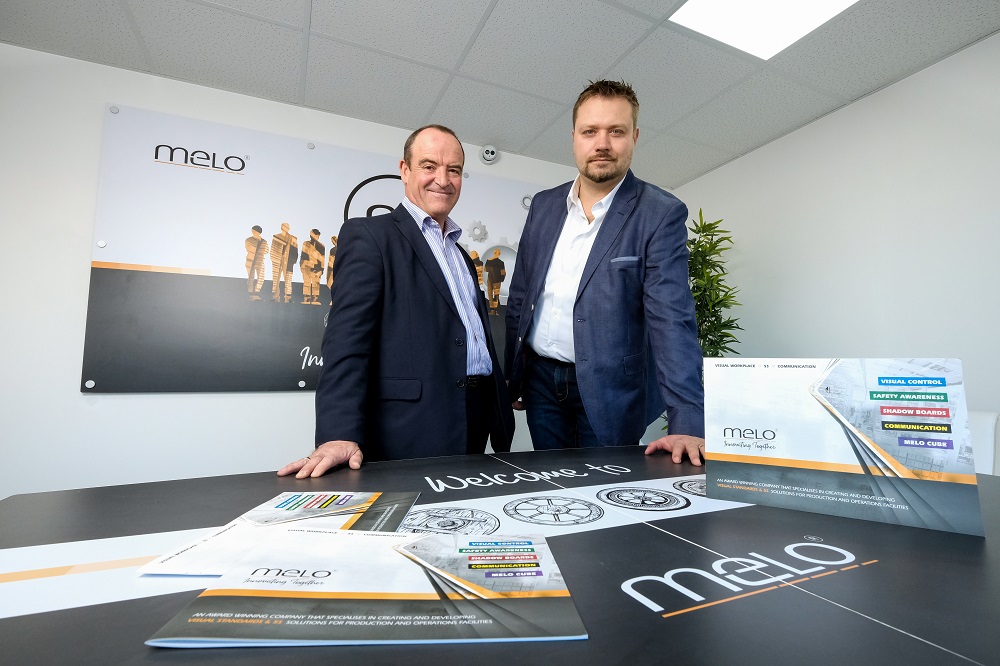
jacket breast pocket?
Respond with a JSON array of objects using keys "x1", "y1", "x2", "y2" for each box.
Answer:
[
  {"x1": 608, "y1": 255, "x2": 643, "y2": 293},
  {"x1": 609, "y1": 256, "x2": 641, "y2": 274},
  {"x1": 378, "y1": 378, "x2": 422, "y2": 401}
]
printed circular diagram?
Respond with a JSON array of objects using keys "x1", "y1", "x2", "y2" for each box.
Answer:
[
  {"x1": 597, "y1": 487, "x2": 691, "y2": 511},
  {"x1": 503, "y1": 496, "x2": 604, "y2": 525},
  {"x1": 343, "y1": 174, "x2": 401, "y2": 222},
  {"x1": 673, "y1": 479, "x2": 707, "y2": 497},
  {"x1": 399, "y1": 507, "x2": 500, "y2": 535}
]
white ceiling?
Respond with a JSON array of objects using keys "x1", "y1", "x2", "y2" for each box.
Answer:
[{"x1": 2, "y1": 0, "x2": 999, "y2": 188}]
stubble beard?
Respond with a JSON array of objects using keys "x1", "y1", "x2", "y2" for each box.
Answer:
[{"x1": 581, "y1": 153, "x2": 626, "y2": 184}]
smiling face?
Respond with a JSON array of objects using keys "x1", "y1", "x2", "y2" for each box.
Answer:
[
  {"x1": 572, "y1": 95, "x2": 638, "y2": 188},
  {"x1": 399, "y1": 128, "x2": 464, "y2": 225}
]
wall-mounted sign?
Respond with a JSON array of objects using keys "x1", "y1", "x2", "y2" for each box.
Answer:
[{"x1": 82, "y1": 105, "x2": 541, "y2": 392}]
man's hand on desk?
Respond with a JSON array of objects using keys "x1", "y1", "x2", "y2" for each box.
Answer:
[
  {"x1": 644, "y1": 434, "x2": 705, "y2": 466},
  {"x1": 277, "y1": 440, "x2": 363, "y2": 478}
]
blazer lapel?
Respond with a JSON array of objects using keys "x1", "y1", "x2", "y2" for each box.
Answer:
[
  {"x1": 576, "y1": 170, "x2": 638, "y2": 300},
  {"x1": 391, "y1": 204, "x2": 460, "y2": 318},
  {"x1": 529, "y1": 183, "x2": 573, "y2": 299}
]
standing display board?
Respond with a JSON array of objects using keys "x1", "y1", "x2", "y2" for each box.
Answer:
[
  {"x1": 82, "y1": 105, "x2": 538, "y2": 392},
  {"x1": 704, "y1": 358, "x2": 984, "y2": 535}
]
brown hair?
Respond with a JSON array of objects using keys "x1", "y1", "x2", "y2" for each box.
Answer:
[
  {"x1": 572, "y1": 79, "x2": 639, "y2": 128},
  {"x1": 403, "y1": 124, "x2": 464, "y2": 165}
]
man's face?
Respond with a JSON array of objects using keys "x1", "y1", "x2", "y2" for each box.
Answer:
[
  {"x1": 251, "y1": 229, "x2": 261, "y2": 239},
  {"x1": 399, "y1": 129, "x2": 464, "y2": 224},
  {"x1": 572, "y1": 96, "x2": 638, "y2": 187},
  {"x1": 280, "y1": 223, "x2": 290, "y2": 234}
]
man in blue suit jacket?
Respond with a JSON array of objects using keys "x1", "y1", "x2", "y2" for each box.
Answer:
[
  {"x1": 505, "y1": 80, "x2": 705, "y2": 465},
  {"x1": 281, "y1": 125, "x2": 514, "y2": 478}
]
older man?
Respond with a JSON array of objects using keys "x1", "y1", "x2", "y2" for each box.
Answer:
[{"x1": 280, "y1": 125, "x2": 514, "y2": 478}]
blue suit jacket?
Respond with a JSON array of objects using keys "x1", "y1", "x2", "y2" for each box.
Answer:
[
  {"x1": 505, "y1": 170, "x2": 704, "y2": 444},
  {"x1": 315, "y1": 205, "x2": 514, "y2": 461}
]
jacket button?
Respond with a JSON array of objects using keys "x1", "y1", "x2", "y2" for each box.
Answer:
[
  {"x1": 456, "y1": 379, "x2": 466, "y2": 388},
  {"x1": 455, "y1": 338, "x2": 464, "y2": 346}
]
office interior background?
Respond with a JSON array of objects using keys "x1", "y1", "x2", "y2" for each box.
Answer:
[{"x1": 2, "y1": 0, "x2": 999, "y2": 499}]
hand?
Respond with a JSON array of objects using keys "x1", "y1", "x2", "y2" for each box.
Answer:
[
  {"x1": 644, "y1": 434, "x2": 705, "y2": 466},
  {"x1": 277, "y1": 440, "x2": 363, "y2": 478}
]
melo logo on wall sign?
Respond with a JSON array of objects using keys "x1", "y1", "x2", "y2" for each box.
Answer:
[{"x1": 153, "y1": 144, "x2": 247, "y2": 174}]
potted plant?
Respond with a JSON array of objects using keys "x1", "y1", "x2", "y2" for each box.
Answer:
[{"x1": 687, "y1": 208, "x2": 741, "y2": 358}]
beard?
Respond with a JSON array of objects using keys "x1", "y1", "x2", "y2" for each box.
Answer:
[{"x1": 580, "y1": 152, "x2": 627, "y2": 184}]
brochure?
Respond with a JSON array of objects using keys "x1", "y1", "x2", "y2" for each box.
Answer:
[
  {"x1": 704, "y1": 358, "x2": 984, "y2": 536},
  {"x1": 140, "y1": 491, "x2": 419, "y2": 576},
  {"x1": 240, "y1": 491, "x2": 384, "y2": 526},
  {"x1": 146, "y1": 529, "x2": 588, "y2": 647}
]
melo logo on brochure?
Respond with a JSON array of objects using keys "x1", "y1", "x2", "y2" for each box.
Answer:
[{"x1": 721, "y1": 426, "x2": 778, "y2": 452}]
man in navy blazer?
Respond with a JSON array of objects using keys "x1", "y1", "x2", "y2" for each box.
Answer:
[
  {"x1": 505, "y1": 80, "x2": 705, "y2": 465},
  {"x1": 280, "y1": 125, "x2": 514, "y2": 478}
]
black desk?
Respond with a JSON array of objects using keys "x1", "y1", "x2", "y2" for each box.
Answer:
[{"x1": 2, "y1": 447, "x2": 997, "y2": 665}]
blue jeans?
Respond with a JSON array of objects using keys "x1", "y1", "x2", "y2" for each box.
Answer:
[{"x1": 523, "y1": 354, "x2": 602, "y2": 449}]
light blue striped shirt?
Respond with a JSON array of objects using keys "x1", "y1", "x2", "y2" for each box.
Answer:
[{"x1": 402, "y1": 196, "x2": 492, "y2": 376}]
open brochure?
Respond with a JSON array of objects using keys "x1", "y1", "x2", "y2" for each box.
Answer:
[
  {"x1": 140, "y1": 491, "x2": 419, "y2": 576},
  {"x1": 146, "y1": 529, "x2": 588, "y2": 647},
  {"x1": 704, "y1": 358, "x2": 984, "y2": 535}
]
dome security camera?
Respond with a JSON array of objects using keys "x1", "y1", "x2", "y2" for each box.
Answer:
[{"x1": 480, "y1": 145, "x2": 499, "y2": 165}]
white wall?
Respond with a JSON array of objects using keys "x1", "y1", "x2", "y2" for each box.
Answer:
[
  {"x1": 0, "y1": 43, "x2": 573, "y2": 499},
  {"x1": 675, "y1": 32, "x2": 1000, "y2": 415}
]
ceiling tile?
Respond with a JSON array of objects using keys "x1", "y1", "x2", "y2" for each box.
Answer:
[
  {"x1": 311, "y1": 0, "x2": 492, "y2": 69},
  {"x1": 521, "y1": 110, "x2": 574, "y2": 167},
  {"x1": 459, "y1": 0, "x2": 653, "y2": 100},
  {"x1": 630, "y1": 131, "x2": 731, "y2": 189},
  {"x1": 769, "y1": 0, "x2": 1000, "y2": 101},
  {"x1": 305, "y1": 37, "x2": 451, "y2": 130},
  {"x1": 204, "y1": 0, "x2": 307, "y2": 27},
  {"x1": 432, "y1": 77, "x2": 566, "y2": 153},
  {"x1": 613, "y1": 0, "x2": 687, "y2": 21},
  {"x1": 0, "y1": 0, "x2": 150, "y2": 71},
  {"x1": 668, "y1": 70, "x2": 841, "y2": 155},
  {"x1": 128, "y1": 0, "x2": 302, "y2": 103},
  {"x1": 607, "y1": 24, "x2": 759, "y2": 131}
]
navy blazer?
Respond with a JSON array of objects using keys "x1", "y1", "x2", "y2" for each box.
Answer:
[
  {"x1": 315, "y1": 205, "x2": 514, "y2": 461},
  {"x1": 505, "y1": 170, "x2": 704, "y2": 444}
]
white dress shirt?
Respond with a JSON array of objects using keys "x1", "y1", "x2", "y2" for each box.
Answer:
[
  {"x1": 402, "y1": 196, "x2": 492, "y2": 376},
  {"x1": 527, "y1": 176, "x2": 625, "y2": 363}
]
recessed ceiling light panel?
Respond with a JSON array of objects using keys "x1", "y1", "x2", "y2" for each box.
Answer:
[{"x1": 669, "y1": 0, "x2": 860, "y2": 60}]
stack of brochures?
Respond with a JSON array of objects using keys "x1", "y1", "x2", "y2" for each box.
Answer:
[
  {"x1": 143, "y1": 491, "x2": 587, "y2": 647},
  {"x1": 140, "y1": 491, "x2": 420, "y2": 576}
]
